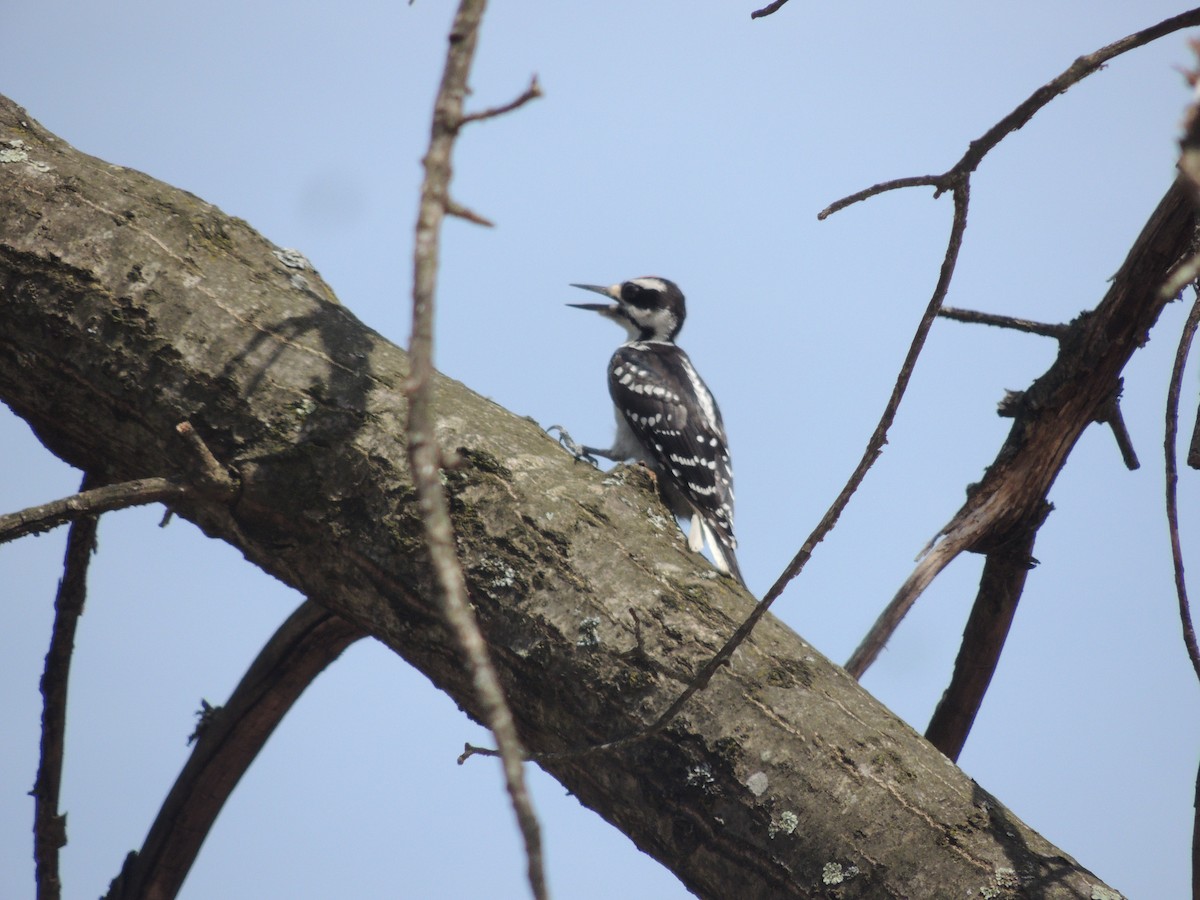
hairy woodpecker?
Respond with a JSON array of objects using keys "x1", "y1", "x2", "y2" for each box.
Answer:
[{"x1": 559, "y1": 276, "x2": 744, "y2": 586}]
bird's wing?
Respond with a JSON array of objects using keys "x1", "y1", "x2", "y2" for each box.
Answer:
[{"x1": 607, "y1": 343, "x2": 736, "y2": 548}]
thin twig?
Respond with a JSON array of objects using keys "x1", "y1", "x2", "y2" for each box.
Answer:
[
  {"x1": 750, "y1": 0, "x2": 790, "y2": 20},
  {"x1": 0, "y1": 422, "x2": 235, "y2": 545},
  {"x1": 938, "y1": 305, "x2": 1069, "y2": 340},
  {"x1": 445, "y1": 198, "x2": 495, "y2": 227},
  {"x1": 0, "y1": 478, "x2": 188, "y2": 545},
  {"x1": 459, "y1": 75, "x2": 542, "y2": 127},
  {"x1": 406, "y1": 3, "x2": 546, "y2": 898},
  {"x1": 33, "y1": 472, "x2": 101, "y2": 900},
  {"x1": 819, "y1": 175, "x2": 941, "y2": 220},
  {"x1": 1165, "y1": 293, "x2": 1200, "y2": 684},
  {"x1": 175, "y1": 421, "x2": 237, "y2": 499},
  {"x1": 659, "y1": 184, "x2": 970, "y2": 728},
  {"x1": 821, "y1": 8, "x2": 1200, "y2": 220},
  {"x1": 104, "y1": 600, "x2": 364, "y2": 900},
  {"x1": 960, "y1": 9, "x2": 1200, "y2": 174}
]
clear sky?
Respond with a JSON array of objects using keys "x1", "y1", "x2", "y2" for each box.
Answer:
[{"x1": 2, "y1": 1, "x2": 1198, "y2": 897}]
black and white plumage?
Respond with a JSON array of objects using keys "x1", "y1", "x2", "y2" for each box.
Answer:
[{"x1": 562, "y1": 276, "x2": 744, "y2": 586}]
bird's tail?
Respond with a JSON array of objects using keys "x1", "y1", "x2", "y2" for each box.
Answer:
[{"x1": 695, "y1": 515, "x2": 747, "y2": 589}]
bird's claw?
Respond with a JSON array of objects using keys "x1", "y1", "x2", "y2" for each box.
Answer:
[{"x1": 547, "y1": 425, "x2": 599, "y2": 467}]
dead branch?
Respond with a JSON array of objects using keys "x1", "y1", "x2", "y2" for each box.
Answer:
[
  {"x1": 33, "y1": 472, "x2": 101, "y2": 900},
  {"x1": 821, "y1": 8, "x2": 1200, "y2": 219},
  {"x1": 847, "y1": 179, "x2": 1194, "y2": 680},
  {"x1": 938, "y1": 305, "x2": 1069, "y2": 339},
  {"x1": 1165, "y1": 294, "x2": 1200, "y2": 685},
  {"x1": 104, "y1": 600, "x2": 364, "y2": 900},
  {"x1": 459, "y1": 75, "x2": 542, "y2": 127},
  {"x1": 923, "y1": 508, "x2": 1046, "y2": 760},
  {"x1": 405, "y1": 2, "x2": 546, "y2": 898},
  {"x1": 750, "y1": 0, "x2": 791, "y2": 20},
  {"x1": 0, "y1": 477, "x2": 187, "y2": 544}
]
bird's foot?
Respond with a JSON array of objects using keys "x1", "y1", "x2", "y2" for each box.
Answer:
[{"x1": 547, "y1": 425, "x2": 599, "y2": 467}]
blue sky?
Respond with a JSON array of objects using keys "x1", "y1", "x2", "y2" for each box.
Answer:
[{"x1": 2, "y1": 2, "x2": 1198, "y2": 897}]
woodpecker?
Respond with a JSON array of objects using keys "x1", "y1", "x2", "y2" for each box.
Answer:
[{"x1": 557, "y1": 276, "x2": 744, "y2": 586}]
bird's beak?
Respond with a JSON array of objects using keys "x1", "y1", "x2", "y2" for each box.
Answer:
[{"x1": 567, "y1": 283, "x2": 620, "y2": 315}]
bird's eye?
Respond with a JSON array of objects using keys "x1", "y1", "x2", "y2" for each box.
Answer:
[{"x1": 622, "y1": 283, "x2": 653, "y2": 308}]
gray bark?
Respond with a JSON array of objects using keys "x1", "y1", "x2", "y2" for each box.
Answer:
[{"x1": 0, "y1": 95, "x2": 1116, "y2": 899}]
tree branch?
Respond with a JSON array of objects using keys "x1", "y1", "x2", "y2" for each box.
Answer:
[
  {"x1": 749, "y1": 0, "x2": 791, "y2": 21},
  {"x1": 1165, "y1": 294, "x2": 1200, "y2": 685},
  {"x1": 923, "y1": 508, "x2": 1046, "y2": 761},
  {"x1": 406, "y1": 3, "x2": 546, "y2": 898},
  {"x1": 847, "y1": 179, "x2": 1194, "y2": 680},
  {"x1": 821, "y1": 8, "x2": 1200, "y2": 220},
  {"x1": 459, "y1": 75, "x2": 542, "y2": 127},
  {"x1": 33, "y1": 472, "x2": 101, "y2": 900},
  {"x1": 104, "y1": 600, "x2": 364, "y2": 900},
  {"x1": 0, "y1": 477, "x2": 187, "y2": 544},
  {"x1": 938, "y1": 305, "x2": 1070, "y2": 340}
]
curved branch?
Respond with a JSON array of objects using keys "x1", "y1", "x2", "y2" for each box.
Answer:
[
  {"x1": 104, "y1": 600, "x2": 364, "y2": 900},
  {"x1": 1165, "y1": 294, "x2": 1200, "y2": 684},
  {"x1": 822, "y1": 9, "x2": 1200, "y2": 219}
]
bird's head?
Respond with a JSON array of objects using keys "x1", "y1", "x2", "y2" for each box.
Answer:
[{"x1": 568, "y1": 276, "x2": 686, "y2": 342}]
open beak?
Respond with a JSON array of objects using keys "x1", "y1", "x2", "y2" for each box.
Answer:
[{"x1": 567, "y1": 282, "x2": 620, "y2": 315}]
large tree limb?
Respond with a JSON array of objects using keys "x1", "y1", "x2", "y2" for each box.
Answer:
[{"x1": 0, "y1": 97, "x2": 1117, "y2": 898}]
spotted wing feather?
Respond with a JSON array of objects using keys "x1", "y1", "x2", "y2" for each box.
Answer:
[{"x1": 607, "y1": 343, "x2": 738, "y2": 571}]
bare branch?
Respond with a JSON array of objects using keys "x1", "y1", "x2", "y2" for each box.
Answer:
[
  {"x1": 104, "y1": 600, "x2": 364, "y2": 900},
  {"x1": 459, "y1": 75, "x2": 542, "y2": 127},
  {"x1": 819, "y1": 175, "x2": 942, "y2": 220},
  {"x1": 1165, "y1": 293, "x2": 1200, "y2": 684},
  {"x1": 750, "y1": 0, "x2": 791, "y2": 20},
  {"x1": 445, "y1": 197, "x2": 495, "y2": 227},
  {"x1": 822, "y1": 9, "x2": 1200, "y2": 219},
  {"x1": 407, "y1": 2, "x2": 545, "y2": 897},
  {"x1": 848, "y1": 179, "x2": 1194, "y2": 679},
  {"x1": 1096, "y1": 391, "x2": 1140, "y2": 471},
  {"x1": 938, "y1": 305, "x2": 1069, "y2": 340},
  {"x1": 923, "y1": 511, "x2": 1045, "y2": 760},
  {"x1": 1, "y1": 422, "x2": 234, "y2": 545},
  {"x1": 33, "y1": 472, "x2": 101, "y2": 900},
  {"x1": 960, "y1": 9, "x2": 1200, "y2": 175},
  {"x1": 175, "y1": 421, "x2": 237, "y2": 499},
  {"x1": 0, "y1": 478, "x2": 188, "y2": 545}
]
